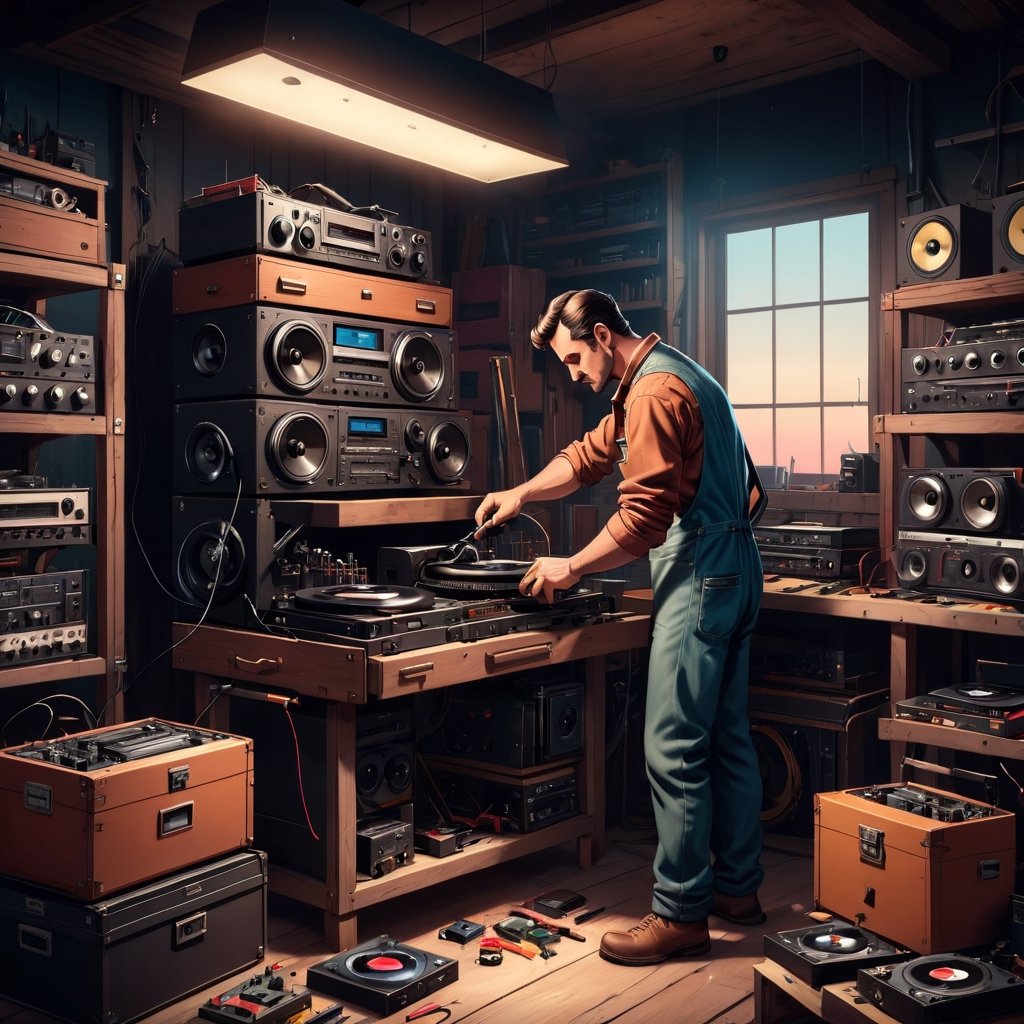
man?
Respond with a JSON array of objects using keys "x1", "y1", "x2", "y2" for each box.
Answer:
[{"x1": 473, "y1": 288, "x2": 766, "y2": 966}]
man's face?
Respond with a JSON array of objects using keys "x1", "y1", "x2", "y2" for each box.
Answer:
[{"x1": 550, "y1": 323, "x2": 613, "y2": 393}]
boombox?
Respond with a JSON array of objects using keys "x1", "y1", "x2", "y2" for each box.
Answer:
[
  {"x1": 895, "y1": 529, "x2": 1024, "y2": 601},
  {"x1": 173, "y1": 399, "x2": 471, "y2": 496},
  {"x1": 179, "y1": 189, "x2": 433, "y2": 281},
  {"x1": 898, "y1": 466, "x2": 1024, "y2": 535},
  {"x1": 897, "y1": 204, "x2": 991, "y2": 285},
  {"x1": 173, "y1": 304, "x2": 456, "y2": 410},
  {"x1": 172, "y1": 495, "x2": 299, "y2": 626}
]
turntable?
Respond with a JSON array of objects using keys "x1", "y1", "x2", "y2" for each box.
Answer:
[
  {"x1": 857, "y1": 954, "x2": 1022, "y2": 1024},
  {"x1": 305, "y1": 934, "x2": 458, "y2": 1015},
  {"x1": 763, "y1": 919, "x2": 909, "y2": 986}
]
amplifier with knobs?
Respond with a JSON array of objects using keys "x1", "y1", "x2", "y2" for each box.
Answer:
[
  {"x1": 0, "y1": 377, "x2": 95, "y2": 413},
  {"x1": 0, "y1": 321, "x2": 96, "y2": 413}
]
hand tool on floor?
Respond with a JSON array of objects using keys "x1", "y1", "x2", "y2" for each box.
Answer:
[{"x1": 508, "y1": 907, "x2": 586, "y2": 941}]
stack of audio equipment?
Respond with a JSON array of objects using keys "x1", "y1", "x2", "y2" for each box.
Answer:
[
  {"x1": 903, "y1": 318, "x2": 1024, "y2": 413},
  {"x1": 895, "y1": 465, "x2": 1024, "y2": 602},
  {"x1": 0, "y1": 718, "x2": 267, "y2": 1024},
  {"x1": 171, "y1": 176, "x2": 473, "y2": 624},
  {"x1": 0, "y1": 474, "x2": 93, "y2": 667},
  {"x1": 754, "y1": 522, "x2": 879, "y2": 580}
]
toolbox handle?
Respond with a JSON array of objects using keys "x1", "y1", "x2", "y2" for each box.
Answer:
[
  {"x1": 486, "y1": 643, "x2": 553, "y2": 669},
  {"x1": 398, "y1": 662, "x2": 434, "y2": 679},
  {"x1": 17, "y1": 923, "x2": 51, "y2": 957},
  {"x1": 232, "y1": 654, "x2": 283, "y2": 675},
  {"x1": 158, "y1": 800, "x2": 194, "y2": 837},
  {"x1": 174, "y1": 910, "x2": 207, "y2": 948}
]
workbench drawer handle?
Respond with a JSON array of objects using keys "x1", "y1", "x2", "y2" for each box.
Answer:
[
  {"x1": 278, "y1": 276, "x2": 308, "y2": 295},
  {"x1": 398, "y1": 662, "x2": 434, "y2": 678},
  {"x1": 232, "y1": 654, "x2": 283, "y2": 674},
  {"x1": 486, "y1": 643, "x2": 553, "y2": 668}
]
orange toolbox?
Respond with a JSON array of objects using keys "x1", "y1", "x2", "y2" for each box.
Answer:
[
  {"x1": 0, "y1": 718, "x2": 254, "y2": 899},
  {"x1": 814, "y1": 782, "x2": 1016, "y2": 954},
  {"x1": 172, "y1": 252, "x2": 452, "y2": 325}
]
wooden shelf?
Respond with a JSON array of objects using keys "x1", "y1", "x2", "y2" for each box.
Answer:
[
  {"x1": 534, "y1": 161, "x2": 668, "y2": 196},
  {"x1": 270, "y1": 494, "x2": 481, "y2": 529},
  {"x1": 544, "y1": 256, "x2": 661, "y2": 280},
  {"x1": 0, "y1": 655, "x2": 105, "y2": 689},
  {"x1": 886, "y1": 270, "x2": 1024, "y2": 317},
  {"x1": 0, "y1": 412, "x2": 107, "y2": 435},
  {"x1": 524, "y1": 218, "x2": 666, "y2": 249},
  {"x1": 877, "y1": 411, "x2": 1024, "y2": 434},
  {"x1": 880, "y1": 717, "x2": 1024, "y2": 759}
]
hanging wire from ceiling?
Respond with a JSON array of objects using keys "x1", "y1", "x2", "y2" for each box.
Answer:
[
  {"x1": 480, "y1": 0, "x2": 487, "y2": 62},
  {"x1": 542, "y1": 0, "x2": 558, "y2": 91}
]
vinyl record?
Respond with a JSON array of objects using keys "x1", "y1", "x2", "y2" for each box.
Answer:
[
  {"x1": 904, "y1": 955, "x2": 990, "y2": 992},
  {"x1": 293, "y1": 583, "x2": 435, "y2": 614},
  {"x1": 950, "y1": 683, "x2": 1017, "y2": 702},
  {"x1": 418, "y1": 559, "x2": 532, "y2": 593},
  {"x1": 801, "y1": 925, "x2": 870, "y2": 954},
  {"x1": 0, "y1": 473, "x2": 48, "y2": 489},
  {"x1": 345, "y1": 945, "x2": 427, "y2": 985}
]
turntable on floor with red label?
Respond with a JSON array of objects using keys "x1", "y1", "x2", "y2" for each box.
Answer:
[
  {"x1": 856, "y1": 954, "x2": 1022, "y2": 1024},
  {"x1": 305, "y1": 934, "x2": 458, "y2": 1016},
  {"x1": 763, "y1": 918, "x2": 910, "y2": 986}
]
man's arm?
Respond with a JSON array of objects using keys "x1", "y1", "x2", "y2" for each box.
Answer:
[{"x1": 473, "y1": 455, "x2": 581, "y2": 534}]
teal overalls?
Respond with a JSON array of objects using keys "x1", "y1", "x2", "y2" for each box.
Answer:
[{"x1": 626, "y1": 343, "x2": 764, "y2": 922}]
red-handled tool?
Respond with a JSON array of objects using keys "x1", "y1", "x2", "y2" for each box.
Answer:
[{"x1": 508, "y1": 907, "x2": 586, "y2": 941}]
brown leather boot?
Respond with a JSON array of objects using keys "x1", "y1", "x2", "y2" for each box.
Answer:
[
  {"x1": 599, "y1": 913, "x2": 711, "y2": 966},
  {"x1": 710, "y1": 891, "x2": 766, "y2": 926}
]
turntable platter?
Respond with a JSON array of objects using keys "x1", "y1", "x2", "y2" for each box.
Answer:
[{"x1": 294, "y1": 583, "x2": 435, "y2": 614}]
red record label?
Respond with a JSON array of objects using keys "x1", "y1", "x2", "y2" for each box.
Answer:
[
  {"x1": 928, "y1": 966, "x2": 969, "y2": 982},
  {"x1": 366, "y1": 955, "x2": 405, "y2": 972}
]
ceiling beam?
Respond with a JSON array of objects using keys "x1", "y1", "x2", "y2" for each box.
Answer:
[
  {"x1": 4, "y1": 1, "x2": 147, "y2": 48},
  {"x1": 790, "y1": 0, "x2": 950, "y2": 79}
]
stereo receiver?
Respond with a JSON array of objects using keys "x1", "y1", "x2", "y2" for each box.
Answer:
[
  {"x1": 173, "y1": 303, "x2": 455, "y2": 409},
  {"x1": 179, "y1": 189, "x2": 433, "y2": 281},
  {"x1": 896, "y1": 529, "x2": 1024, "y2": 601}
]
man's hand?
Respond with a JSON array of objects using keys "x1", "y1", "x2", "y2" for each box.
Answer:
[
  {"x1": 520, "y1": 556, "x2": 581, "y2": 604},
  {"x1": 473, "y1": 489, "x2": 523, "y2": 538}
]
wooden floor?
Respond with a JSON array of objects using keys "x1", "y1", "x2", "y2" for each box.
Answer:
[{"x1": 0, "y1": 828, "x2": 816, "y2": 1024}]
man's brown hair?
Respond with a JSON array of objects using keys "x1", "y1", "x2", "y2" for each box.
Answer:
[{"x1": 530, "y1": 289, "x2": 634, "y2": 350}]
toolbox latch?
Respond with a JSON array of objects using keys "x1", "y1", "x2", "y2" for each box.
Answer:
[
  {"x1": 858, "y1": 824, "x2": 885, "y2": 865},
  {"x1": 23, "y1": 782, "x2": 52, "y2": 815},
  {"x1": 174, "y1": 910, "x2": 207, "y2": 948},
  {"x1": 168, "y1": 765, "x2": 190, "y2": 792}
]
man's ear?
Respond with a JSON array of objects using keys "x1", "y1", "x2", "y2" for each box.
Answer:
[{"x1": 593, "y1": 323, "x2": 613, "y2": 350}]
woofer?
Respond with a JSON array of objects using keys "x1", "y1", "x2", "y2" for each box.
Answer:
[
  {"x1": 184, "y1": 421, "x2": 233, "y2": 484},
  {"x1": 391, "y1": 330, "x2": 445, "y2": 402},
  {"x1": 266, "y1": 410, "x2": 331, "y2": 484},
  {"x1": 265, "y1": 318, "x2": 329, "y2": 393}
]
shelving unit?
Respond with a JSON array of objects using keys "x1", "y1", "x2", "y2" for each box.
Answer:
[
  {"x1": 520, "y1": 156, "x2": 684, "y2": 342},
  {"x1": 0, "y1": 250, "x2": 126, "y2": 717}
]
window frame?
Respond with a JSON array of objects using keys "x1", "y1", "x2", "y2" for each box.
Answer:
[{"x1": 693, "y1": 169, "x2": 898, "y2": 484}]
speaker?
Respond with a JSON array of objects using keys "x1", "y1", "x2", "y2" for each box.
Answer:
[
  {"x1": 356, "y1": 704, "x2": 415, "y2": 815},
  {"x1": 991, "y1": 193, "x2": 1024, "y2": 273},
  {"x1": 173, "y1": 304, "x2": 456, "y2": 409},
  {"x1": 543, "y1": 683, "x2": 584, "y2": 759},
  {"x1": 748, "y1": 686, "x2": 889, "y2": 838},
  {"x1": 897, "y1": 205, "x2": 991, "y2": 284},
  {"x1": 173, "y1": 400, "x2": 471, "y2": 496},
  {"x1": 898, "y1": 466, "x2": 1024, "y2": 535},
  {"x1": 896, "y1": 530, "x2": 1024, "y2": 601},
  {"x1": 171, "y1": 495, "x2": 303, "y2": 626},
  {"x1": 838, "y1": 452, "x2": 879, "y2": 493}
]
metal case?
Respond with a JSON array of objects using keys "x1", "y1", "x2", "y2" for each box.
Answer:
[
  {"x1": 0, "y1": 849, "x2": 266, "y2": 1024},
  {"x1": 814, "y1": 784, "x2": 1016, "y2": 954},
  {"x1": 0, "y1": 718, "x2": 254, "y2": 898}
]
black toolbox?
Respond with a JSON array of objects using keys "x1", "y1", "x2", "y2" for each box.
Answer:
[{"x1": 0, "y1": 848, "x2": 267, "y2": 1024}]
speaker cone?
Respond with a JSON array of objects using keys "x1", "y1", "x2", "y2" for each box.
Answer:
[
  {"x1": 384, "y1": 751, "x2": 412, "y2": 794},
  {"x1": 392, "y1": 330, "x2": 445, "y2": 402},
  {"x1": 906, "y1": 475, "x2": 948, "y2": 525},
  {"x1": 909, "y1": 217, "x2": 956, "y2": 276},
  {"x1": 959, "y1": 476, "x2": 1005, "y2": 532},
  {"x1": 898, "y1": 548, "x2": 928, "y2": 585},
  {"x1": 1002, "y1": 201, "x2": 1024, "y2": 261},
  {"x1": 751, "y1": 723, "x2": 801, "y2": 825},
  {"x1": 176, "y1": 520, "x2": 245, "y2": 604},
  {"x1": 266, "y1": 411, "x2": 330, "y2": 484},
  {"x1": 192, "y1": 324, "x2": 227, "y2": 376},
  {"x1": 423, "y1": 419, "x2": 470, "y2": 484},
  {"x1": 184, "y1": 422, "x2": 233, "y2": 484},
  {"x1": 990, "y1": 554, "x2": 1021, "y2": 596},
  {"x1": 266, "y1": 318, "x2": 329, "y2": 393}
]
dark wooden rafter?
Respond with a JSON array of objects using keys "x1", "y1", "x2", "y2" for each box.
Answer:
[
  {"x1": 4, "y1": 1, "x2": 147, "y2": 48},
  {"x1": 789, "y1": 0, "x2": 951, "y2": 79}
]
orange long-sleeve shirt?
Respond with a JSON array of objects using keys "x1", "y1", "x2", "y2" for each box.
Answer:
[{"x1": 556, "y1": 334, "x2": 705, "y2": 557}]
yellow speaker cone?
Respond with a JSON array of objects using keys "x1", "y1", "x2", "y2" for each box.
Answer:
[
  {"x1": 1005, "y1": 203, "x2": 1024, "y2": 257},
  {"x1": 910, "y1": 219, "x2": 954, "y2": 272}
]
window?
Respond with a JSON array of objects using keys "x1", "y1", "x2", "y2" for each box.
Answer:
[{"x1": 697, "y1": 175, "x2": 892, "y2": 485}]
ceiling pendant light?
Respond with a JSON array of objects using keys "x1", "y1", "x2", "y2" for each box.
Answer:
[{"x1": 182, "y1": 0, "x2": 568, "y2": 183}]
